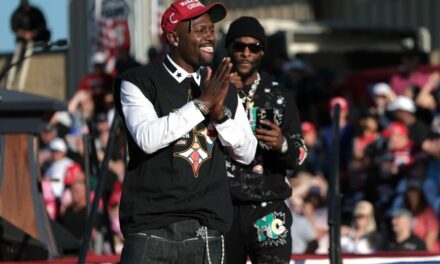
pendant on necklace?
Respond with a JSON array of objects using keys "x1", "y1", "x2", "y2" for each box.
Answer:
[{"x1": 246, "y1": 99, "x2": 254, "y2": 110}]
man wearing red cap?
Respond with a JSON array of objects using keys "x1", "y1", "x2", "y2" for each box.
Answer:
[
  {"x1": 382, "y1": 121, "x2": 415, "y2": 174},
  {"x1": 321, "y1": 96, "x2": 355, "y2": 182},
  {"x1": 113, "y1": 1, "x2": 257, "y2": 263}
]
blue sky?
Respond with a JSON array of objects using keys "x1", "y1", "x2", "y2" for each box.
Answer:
[{"x1": 0, "y1": 0, "x2": 68, "y2": 53}]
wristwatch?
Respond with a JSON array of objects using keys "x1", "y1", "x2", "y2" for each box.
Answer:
[{"x1": 213, "y1": 106, "x2": 232, "y2": 124}]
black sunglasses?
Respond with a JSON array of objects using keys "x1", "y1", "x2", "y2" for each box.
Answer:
[{"x1": 231, "y1": 42, "x2": 263, "y2": 53}]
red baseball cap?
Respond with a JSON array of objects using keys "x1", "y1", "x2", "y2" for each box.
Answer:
[
  {"x1": 381, "y1": 122, "x2": 408, "y2": 138},
  {"x1": 64, "y1": 163, "x2": 84, "y2": 186},
  {"x1": 329, "y1": 97, "x2": 349, "y2": 111},
  {"x1": 301, "y1": 121, "x2": 316, "y2": 134},
  {"x1": 161, "y1": 0, "x2": 226, "y2": 33}
]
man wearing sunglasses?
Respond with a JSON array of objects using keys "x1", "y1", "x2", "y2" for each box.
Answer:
[
  {"x1": 224, "y1": 16, "x2": 307, "y2": 264},
  {"x1": 113, "y1": 1, "x2": 257, "y2": 263}
]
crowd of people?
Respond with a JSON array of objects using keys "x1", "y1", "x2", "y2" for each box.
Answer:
[
  {"x1": 285, "y1": 51, "x2": 440, "y2": 254},
  {"x1": 27, "y1": 0, "x2": 440, "y2": 262},
  {"x1": 38, "y1": 35, "x2": 131, "y2": 256}
]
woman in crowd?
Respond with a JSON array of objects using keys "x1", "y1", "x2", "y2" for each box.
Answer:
[
  {"x1": 340, "y1": 200, "x2": 382, "y2": 253},
  {"x1": 403, "y1": 182, "x2": 440, "y2": 252}
]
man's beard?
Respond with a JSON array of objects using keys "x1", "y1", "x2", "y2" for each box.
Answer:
[{"x1": 232, "y1": 57, "x2": 262, "y2": 84}]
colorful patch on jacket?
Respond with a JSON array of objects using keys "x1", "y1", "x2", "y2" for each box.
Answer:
[{"x1": 174, "y1": 125, "x2": 217, "y2": 177}]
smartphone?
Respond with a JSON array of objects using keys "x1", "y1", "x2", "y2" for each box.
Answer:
[{"x1": 257, "y1": 108, "x2": 274, "y2": 129}]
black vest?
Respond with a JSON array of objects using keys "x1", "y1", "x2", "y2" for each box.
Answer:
[{"x1": 113, "y1": 62, "x2": 237, "y2": 235}]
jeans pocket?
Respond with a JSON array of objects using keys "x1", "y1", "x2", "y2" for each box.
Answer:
[
  {"x1": 179, "y1": 234, "x2": 225, "y2": 264},
  {"x1": 121, "y1": 233, "x2": 175, "y2": 264},
  {"x1": 120, "y1": 233, "x2": 150, "y2": 264}
]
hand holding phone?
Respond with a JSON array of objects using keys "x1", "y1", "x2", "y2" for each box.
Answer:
[
  {"x1": 256, "y1": 108, "x2": 274, "y2": 129},
  {"x1": 255, "y1": 108, "x2": 284, "y2": 152}
]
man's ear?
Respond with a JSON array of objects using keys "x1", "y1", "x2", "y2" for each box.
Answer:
[{"x1": 165, "y1": 31, "x2": 179, "y2": 47}]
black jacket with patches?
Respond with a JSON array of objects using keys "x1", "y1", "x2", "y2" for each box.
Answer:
[
  {"x1": 227, "y1": 71, "x2": 304, "y2": 203},
  {"x1": 113, "y1": 62, "x2": 238, "y2": 235}
]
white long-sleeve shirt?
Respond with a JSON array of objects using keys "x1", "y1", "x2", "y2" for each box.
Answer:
[{"x1": 120, "y1": 55, "x2": 257, "y2": 165}]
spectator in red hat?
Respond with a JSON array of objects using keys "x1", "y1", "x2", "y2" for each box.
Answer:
[
  {"x1": 321, "y1": 96, "x2": 355, "y2": 181},
  {"x1": 381, "y1": 122, "x2": 414, "y2": 174},
  {"x1": 329, "y1": 97, "x2": 349, "y2": 116},
  {"x1": 347, "y1": 113, "x2": 380, "y2": 195},
  {"x1": 63, "y1": 162, "x2": 85, "y2": 186},
  {"x1": 297, "y1": 121, "x2": 324, "y2": 176},
  {"x1": 112, "y1": 0, "x2": 257, "y2": 263},
  {"x1": 353, "y1": 113, "x2": 379, "y2": 160},
  {"x1": 360, "y1": 120, "x2": 419, "y2": 216},
  {"x1": 59, "y1": 162, "x2": 85, "y2": 216}
]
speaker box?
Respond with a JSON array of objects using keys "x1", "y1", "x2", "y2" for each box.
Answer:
[{"x1": 0, "y1": 218, "x2": 81, "y2": 261}]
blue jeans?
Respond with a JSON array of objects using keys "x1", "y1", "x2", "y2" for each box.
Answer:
[{"x1": 120, "y1": 219, "x2": 225, "y2": 264}]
